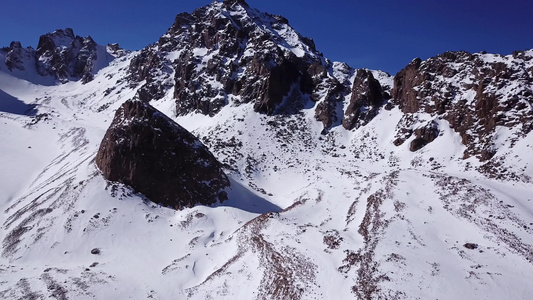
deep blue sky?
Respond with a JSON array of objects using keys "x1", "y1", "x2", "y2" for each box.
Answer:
[{"x1": 1, "y1": 0, "x2": 532, "y2": 74}]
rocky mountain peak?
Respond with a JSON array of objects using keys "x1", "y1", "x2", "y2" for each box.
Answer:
[
  {"x1": 9, "y1": 41, "x2": 22, "y2": 50},
  {"x1": 36, "y1": 28, "x2": 77, "y2": 58},
  {"x1": 95, "y1": 100, "x2": 230, "y2": 209},
  {"x1": 54, "y1": 28, "x2": 75, "y2": 39},
  {"x1": 35, "y1": 28, "x2": 100, "y2": 83},
  {"x1": 37, "y1": 28, "x2": 75, "y2": 47},
  {"x1": 128, "y1": 0, "x2": 347, "y2": 131},
  {"x1": 0, "y1": 28, "x2": 121, "y2": 84},
  {"x1": 124, "y1": 1, "x2": 532, "y2": 163},
  {"x1": 3, "y1": 41, "x2": 29, "y2": 71},
  {"x1": 3, "y1": 2, "x2": 533, "y2": 299}
]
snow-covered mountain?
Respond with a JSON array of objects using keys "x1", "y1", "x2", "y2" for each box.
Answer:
[
  {"x1": 1, "y1": 28, "x2": 125, "y2": 86},
  {"x1": 1, "y1": 0, "x2": 532, "y2": 299}
]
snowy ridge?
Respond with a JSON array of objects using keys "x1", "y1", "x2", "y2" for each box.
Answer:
[{"x1": 1, "y1": 1, "x2": 533, "y2": 299}]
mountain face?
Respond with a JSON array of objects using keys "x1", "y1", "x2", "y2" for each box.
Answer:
[
  {"x1": 1, "y1": 0, "x2": 533, "y2": 299},
  {"x1": 392, "y1": 51, "x2": 533, "y2": 161},
  {"x1": 1, "y1": 28, "x2": 124, "y2": 84},
  {"x1": 96, "y1": 99, "x2": 229, "y2": 209},
  {"x1": 127, "y1": 0, "x2": 384, "y2": 133},
  {"x1": 3, "y1": 41, "x2": 29, "y2": 71}
]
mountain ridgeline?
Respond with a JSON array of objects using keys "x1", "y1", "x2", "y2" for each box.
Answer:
[
  {"x1": 1, "y1": 0, "x2": 533, "y2": 299},
  {"x1": 127, "y1": 0, "x2": 390, "y2": 133},
  {"x1": 125, "y1": 0, "x2": 533, "y2": 162},
  {"x1": 1, "y1": 28, "x2": 126, "y2": 83}
]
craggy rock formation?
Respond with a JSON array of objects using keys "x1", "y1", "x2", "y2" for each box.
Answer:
[
  {"x1": 128, "y1": 47, "x2": 172, "y2": 102},
  {"x1": 392, "y1": 50, "x2": 533, "y2": 159},
  {"x1": 409, "y1": 121, "x2": 440, "y2": 152},
  {"x1": 127, "y1": 0, "x2": 348, "y2": 131},
  {"x1": 1, "y1": 28, "x2": 123, "y2": 84},
  {"x1": 95, "y1": 100, "x2": 230, "y2": 209},
  {"x1": 106, "y1": 43, "x2": 128, "y2": 57},
  {"x1": 391, "y1": 57, "x2": 424, "y2": 114},
  {"x1": 4, "y1": 41, "x2": 29, "y2": 71},
  {"x1": 342, "y1": 69, "x2": 386, "y2": 130},
  {"x1": 35, "y1": 28, "x2": 100, "y2": 83}
]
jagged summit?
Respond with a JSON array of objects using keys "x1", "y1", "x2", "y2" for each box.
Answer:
[
  {"x1": 37, "y1": 28, "x2": 77, "y2": 49},
  {"x1": 0, "y1": 28, "x2": 124, "y2": 84},
  {"x1": 35, "y1": 28, "x2": 100, "y2": 83},
  {"x1": 128, "y1": 0, "x2": 358, "y2": 132}
]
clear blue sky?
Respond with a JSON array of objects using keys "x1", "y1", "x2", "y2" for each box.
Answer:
[{"x1": 1, "y1": 0, "x2": 532, "y2": 74}]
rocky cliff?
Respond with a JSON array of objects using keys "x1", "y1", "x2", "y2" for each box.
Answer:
[
  {"x1": 342, "y1": 68, "x2": 389, "y2": 130},
  {"x1": 391, "y1": 50, "x2": 533, "y2": 160}
]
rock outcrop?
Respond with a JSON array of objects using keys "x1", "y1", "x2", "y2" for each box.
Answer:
[
  {"x1": 95, "y1": 100, "x2": 230, "y2": 209},
  {"x1": 342, "y1": 69, "x2": 386, "y2": 130},
  {"x1": 392, "y1": 50, "x2": 533, "y2": 159},
  {"x1": 4, "y1": 41, "x2": 29, "y2": 71},
  {"x1": 409, "y1": 121, "x2": 440, "y2": 152}
]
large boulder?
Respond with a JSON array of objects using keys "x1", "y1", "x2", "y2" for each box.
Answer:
[{"x1": 95, "y1": 100, "x2": 230, "y2": 209}]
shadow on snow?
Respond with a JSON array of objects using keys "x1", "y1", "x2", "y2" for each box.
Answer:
[
  {"x1": 216, "y1": 177, "x2": 282, "y2": 214},
  {"x1": 0, "y1": 89, "x2": 37, "y2": 116}
]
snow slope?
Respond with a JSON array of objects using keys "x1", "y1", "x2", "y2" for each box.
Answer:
[
  {"x1": 1, "y1": 3, "x2": 533, "y2": 300},
  {"x1": 1, "y1": 52, "x2": 532, "y2": 299}
]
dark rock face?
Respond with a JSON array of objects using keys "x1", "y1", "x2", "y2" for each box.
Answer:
[
  {"x1": 128, "y1": 48, "x2": 172, "y2": 102},
  {"x1": 223, "y1": 0, "x2": 248, "y2": 6},
  {"x1": 463, "y1": 243, "x2": 479, "y2": 250},
  {"x1": 391, "y1": 58, "x2": 423, "y2": 114},
  {"x1": 106, "y1": 43, "x2": 128, "y2": 58},
  {"x1": 342, "y1": 69, "x2": 385, "y2": 130},
  {"x1": 392, "y1": 51, "x2": 533, "y2": 160},
  {"x1": 313, "y1": 76, "x2": 347, "y2": 133},
  {"x1": 409, "y1": 121, "x2": 440, "y2": 152},
  {"x1": 128, "y1": 0, "x2": 347, "y2": 130},
  {"x1": 35, "y1": 28, "x2": 100, "y2": 83},
  {"x1": 95, "y1": 100, "x2": 230, "y2": 209},
  {"x1": 4, "y1": 41, "x2": 29, "y2": 71}
]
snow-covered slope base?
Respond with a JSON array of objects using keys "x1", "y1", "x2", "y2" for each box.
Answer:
[{"x1": 1, "y1": 48, "x2": 532, "y2": 299}]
